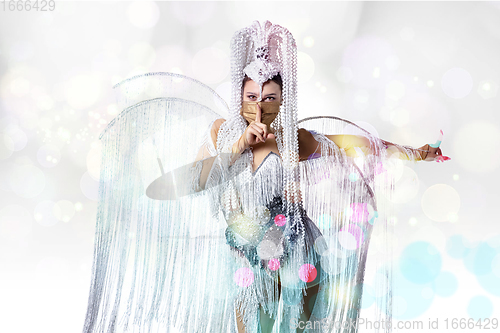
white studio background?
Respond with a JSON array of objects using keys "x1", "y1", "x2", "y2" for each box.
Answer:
[{"x1": 0, "y1": 1, "x2": 499, "y2": 332}]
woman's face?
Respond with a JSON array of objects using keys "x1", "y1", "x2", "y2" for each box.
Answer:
[{"x1": 242, "y1": 78, "x2": 282, "y2": 102}]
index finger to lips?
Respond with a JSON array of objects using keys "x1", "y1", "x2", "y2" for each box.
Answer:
[
  {"x1": 256, "y1": 121, "x2": 267, "y2": 134},
  {"x1": 255, "y1": 103, "x2": 262, "y2": 123}
]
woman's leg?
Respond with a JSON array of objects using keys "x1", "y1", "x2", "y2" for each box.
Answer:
[
  {"x1": 235, "y1": 303, "x2": 247, "y2": 333},
  {"x1": 236, "y1": 302, "x2": 277, "y2": 333},
  {"x1": 295, "y1": 282, "x2": 320, "y2": 333},
  {"x1": 260, "y1": 278, "x2": 281, "y2": 333},
  {"x1": 259, "y1": 305, "x2": 276, "y2": 333},
  {"x1": 302, "y1": 283, "x2": 319, "y2": 321}
]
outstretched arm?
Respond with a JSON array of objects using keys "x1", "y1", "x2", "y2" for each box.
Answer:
[
  {"x1": 298, "y1": 130, "x2": 445, "y2": 162},
  {"x1": 327, "y1": 134, "x2": 444, "y2": 161},
  {"x1": 380, "y1": 140, "x2": 443, "y2": 161}
]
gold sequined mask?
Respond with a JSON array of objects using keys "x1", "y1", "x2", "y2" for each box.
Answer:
[{"x1": 240, "y1": 101, "x2": 280, "y2": 130}]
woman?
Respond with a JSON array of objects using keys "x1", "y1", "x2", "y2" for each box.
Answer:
[
  {"x1": 205, "y1": 73, "x2": 442, "y2": 333},
  {"x1": 83, "y1": 20, "x2": 447, "y2": 333}
]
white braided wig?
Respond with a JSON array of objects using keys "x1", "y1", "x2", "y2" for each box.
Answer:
[{"x1": 216, "y1": 20, "x2": 303, "y2": 235}]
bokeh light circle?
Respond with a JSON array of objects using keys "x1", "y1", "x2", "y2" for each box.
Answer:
[
  {"x1": 372, "y1": 269, "x2": 391, "y2": 298},
  {"x1": 234, "y1": 267, "x2": 254, "y2": 287},
  {"x1": 4, "y1": 127, "x2": 27, "y2": 151},
  {"x1": 360, "y1": 283, "x2": 375, "y2": 309},
  {"x1": 390, "y1": 166, "x2": 419, "y2": 204},
  {"x1": 10, "y1": 40, "x2": 34, "y2": 61},
  {"x1": 9, "y1": 164, "x2": 45, "y2": 198},
  {"x1": 257, "y1": 240, "x2": 279, "y2": 260},
  {"x1": 421, "y1": 286, "x2": 434, "y2": 299},
  {"x1": 297, "y1": 51, "x2": 315, "y2": 83},
  {"x1": 386, "y1": 80, "x2": 405, "y2": 101},
  {"x1": 467, "y1": 295, "x2": 493, "y2": 320},
  {"x1": 421, "y1": 184, "x2": 460, "y2": 222},
  {"x1": 274, "y1": 214, "x2": 286, "y2": 226},
  {"x1": 127, "y1": 1, "x2": 160, "y2": 30},
  {"x1": 340, "y1": 224, "x2": 364, "y2": 249},
  {"x1": 342, "y1": 36, "x2": 394, "y2": 88},
  {"x1": 0, "y1": 204, "x2": 33, "y2": 241},
  {"x1": 367, "y1": 204, "x2": 377, "y2": 225},
  {"x1": 348, "y1": 172, "x2": 358, "y2": 182},
  {"x1": 128, "y1": 42, "x2": 156, "y2": 69},
  {"x1": 390, "y1": 107, "x2": 410, "y2": 127},
  {"x1": 393, "y1": 296, "x2": 408, "y2": 317},
  {"x1": 477, "y1": 79, "x2": 498, "y2": 99},
  {"x1": 171, "y1": 1, "x2": 215, "y2": 27},
  {"x1": 268, "y1": 258, "x2": 280, "y2": 271},
  {"x1": 54, "y1": 200, "x2": 75, "y2": 223},
  {"x1": 0, "y1": 139, "x2": 13, "y2": 160},
  {"x1": 432, "y1": 271, "x2": 458, "y2": 297},
  {"x1": 65, "y1": 73, "x2": 102, "y2": 110},
  {"x1": 492, "y1": 254, "x2": 500, "y2": 278},
  {"x1": 80, "y1": 172, "x2": 99, "y2": 201},
  {"x1": 192, "y1": 47, "x2": 229, "y2": 84},
  {"x1": 303, "y1": 36, "x2": 314, "y2": 48},
  {"x1": 393, "y1": 265, "x2": 434, "y2": 320},
  {"x1": 336, "y1": 66, "x2": 353, "y2": 83},
  {"x1": 313, "y1": 236, "x2": 329, "y2": 256},
  {"x1": 453, "y1": 121, "x2": 500, "y2": 173},
  {"x1": 441, "y1": 67, "x2": 473, "y2": 99},
  {"x1": 9, "y1": 76, "x2": 30, "y2": 97},
  {"x1": 320, "y1": 255, "x2": 342, "y2": 275},
  {"x1": 87, "y1": 143, "x2": 102, "y2": 181},
  {"x1": 34, "y1": 200, "x2": 59, "y2": 227},
  {"x1": 299, "y1": 264, "x2": 317, "y2": 283},
  {"x1": 337, "y1": 230, "x2": 358, "y2": 251},
  {"x1": 463, "y1": 241, "x2": 496, "y2": 276},
  {"x1": 399, "y1": 241, "x2": 441, "y2": 284},
  {"x1": 446, "y1": 234, "x2": 471, "y2": 259},
  {"x1": 37, "y1": 144, "x2": 61, "y2": 168},
  {"x1": 349, "y1": 202, "x2": 369, "y2": 223},
  {"x1": 317, "y1": 214, "x2": 333, "y2": 229}
]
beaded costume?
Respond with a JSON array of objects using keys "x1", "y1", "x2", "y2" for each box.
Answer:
[{"x1": 82, "y1": 21, "x2": 419, "y2": 332}]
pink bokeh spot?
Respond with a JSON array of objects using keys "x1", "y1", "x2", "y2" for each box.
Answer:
[
  {"x1": 299, "y1": 264, "x2": 317, "y2": 283},
  {"x1": 340, "y1": 223, "x2": 365, "y2": 248},
  {"x1": 350, "y1": 203, "x2": 369, "y2": 223},
  {"x1": 268, "y1": 258, "x2": 280, "y2": 271},
  {"x1": 375, "y1": 162, "x2": 386, "y2": 175},
  {"x1": 274, "y1": 214, "x2": 286, "y2": 226},
  {"x1": 234, "y1": 267, "x2": 254, "y2": 287}
]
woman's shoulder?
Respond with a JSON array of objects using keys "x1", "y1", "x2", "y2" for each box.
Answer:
[
  {"x1": 298, "y1": 128, "x2": 319, "y2": 160},
  {"x1": 212, "y1": 118, "x2": 226, "y2": 130},
  {"x1": 298, "y1": 128, "x2": 315, "y2": 143}
]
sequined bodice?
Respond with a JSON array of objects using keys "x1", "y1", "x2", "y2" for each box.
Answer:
[
  {"x1": 246, "y1": 150, "x2": 283, "y2": 208},
  {"x1": 252, "y1": 151, "x2": 281, "y2": 176}
]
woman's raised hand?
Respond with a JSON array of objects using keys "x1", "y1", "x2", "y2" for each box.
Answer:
[
  {"x1": 418, "y1": 130, "x2": 451, "y2": 162},
  {"x1": 232, "y1": 104, "x2": 275, "y2": 156},
  {"x1": 242, "y1": 104, "x2": 275, "y2": 147}
]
